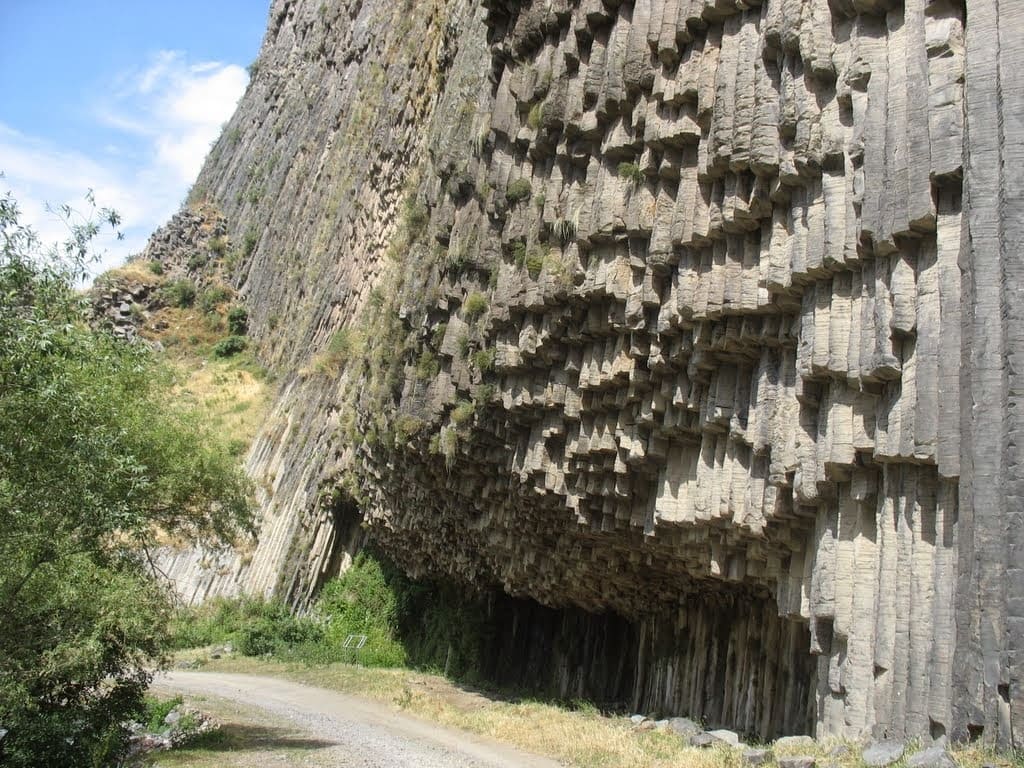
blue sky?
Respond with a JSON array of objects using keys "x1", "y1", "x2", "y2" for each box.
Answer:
[{"x1": 0, "y1": 2, "x2": 270, "y2": 275}]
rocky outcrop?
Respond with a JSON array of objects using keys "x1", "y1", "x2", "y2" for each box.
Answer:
[{"x1": 153, "y1": 0, "x2": 1022, "y2": 748}]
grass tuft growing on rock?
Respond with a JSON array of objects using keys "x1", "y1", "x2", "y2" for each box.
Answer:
[{"x1": 505, "y1": 179, "x2": 533, "y2": 205}]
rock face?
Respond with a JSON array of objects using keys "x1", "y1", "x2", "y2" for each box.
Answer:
[{"x1": 153, "y1": 0, "x2": 1022, "y2": 749}]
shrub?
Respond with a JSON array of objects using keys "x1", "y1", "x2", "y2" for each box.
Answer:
[
  {"x1": 208, "y1": 236, "x2": 229, "y2": 257},
  {"x1": 143, "y1": 696, "x2": 183, "y2": 732},
  {"x1": 0, "y1": 190, "x2": 252, "y2": 768},
  {"x1": 471, "y1": 348, "x2": 495, "y2": 372},
  {"x1": 415, "y1": 350, "x2": 440, "y2": 380},
  {"x1": 169, "y1": 596, "x2": 318, "y2": 654},
  {"x1": 314, "y1": 553, "x2": 408, "y2": 667},
  {"x1": 525, "y1": 248, "x2": 544, "y2": 279},
  {"x1": 527, "y1": 102, "x2": 544, "y2": 130},
  {"x1": 148, "y1": 260, "x2": 164, "y2": 276},
  {"x1": 505, "y1": 178, "x2": 532, "y2": 205},
  {"x1": 242, "y1": 229, "x2": 259, "y2": 258},
  {"x1": 511, "y1": 241, "x2": 527, "y2": 267},
  {"x1": 431, "y1": 322, "x2": 447, "y2": 348},
  {"x1": 403, "y1": 198, "x2": 429, "y2": 239},
  {"x1": 212, "y1": 335, "x2": 247, "y2": 358},
  {"x1": 187, "y1": 253, "x2": 209, "y2": 271},
  {"x1": 617, "y1": 161, "x2": 644, "y2": 185},
  {"x1": 451, "y1": 400, "x2": 475, "y2": 427},
  {"x1": 227, "y1": 305, "x2": 248, "y2": 335},
  {"x1": 549, "y1": 217, "x2": 577, "y2": 245},
  {"x1": 394, "y1": 414, "x2": 425, "y2": 442},
  {"x1": 162, "y1": 279, "x2": 196, "y2": 308},
  {"x1": 199, "y1": 285, "x2": 232, "y2": 313},
  {"x1": 462, "y1": 292, "x2": 488, "y2": 320}
]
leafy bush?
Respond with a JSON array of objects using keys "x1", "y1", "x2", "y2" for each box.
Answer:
[
  {"x1": 200, "y1": 285, "x2": 232, "y2": 313},
  {"x1": 208, "y1": 235, "x2": 229, "y2": 257},
  {"x1": 313, "y1": 552, "x2": 407, "y2": 667},
  {"x1": 169, "y1": 597, "x2": 319, "y2": 655},
  {"x1": 0, "y1": 190, "x2": 251, "y2": 768},
  {"x1": 525, "y1": 248, "x2": 544, "y2": 279},
  {"x1": 451, "y1": 400, "x2": 476, "y2": 427},
  {"x1": 187, "y1": 253, "x2": 209, "y2": 271},
  {"x1": 242, "y1": 229, "x2": 259, "y2": 258},
  {"x1": 431, "y1": 322, "x2": 447, "y2": 348},
  {"x1": 212, "y1": 335, "x2": 247, "y2": 358},
  {"x1": 505, "y1": 179, "x2": 533, "y2": 205},
  {"x1": 415, "y1": 350, "x2": 440, "y2": 380},
  {"x1": 162, "y1": 278, "x2": 197, "y2": 308},
  {"x1": 617, "y1": 161, "x2": 644, "y2": 185},
  {"x1": 512, "y1": 241, "x2": 527, "y2": 266},
  {"x1": 148, "y1": 260, "x2": 164, "y2": 276},
  {"x1": 403, "y1": 198, "x2": 429, "y2": 239},
  {"x1": 143, "y1": 695, "x2": 183, "y2": 732},
  {"x1": 227, "y1": 305, "x2": 248, "y2": 335},
  {"x1": 472, "y1": 348, "x2": 495, "y2": 372},
  {"x1": 317, "y1": 327, "x2": 364, "y2": 376},
  {"x1": 462, "y1": 292, "x2": 488, "y2": 320}
]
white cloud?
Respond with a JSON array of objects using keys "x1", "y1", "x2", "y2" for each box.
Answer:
[{"x1": 1, "y1": 51, "x2": 248, "y2": 279}]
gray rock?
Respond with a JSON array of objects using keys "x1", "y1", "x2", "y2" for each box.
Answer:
[
  {"x1": 777, "y1": 758, "x2": 816, "y2": 768},
  {"x1": 706, "y1": 729, "x2": 740, "y2": 746},
  {"x1": 906, "y1": 746, "x2": 957, "y2": 768},
  {"x1": 163, "y1": 709, "x2": 182, "y2": 727},
  {"x1": 775, "y1": 735, "x2": 817, "y2": 751},
  {"x1": 743, "y1": 747, "x2": 772, "y2": 766},
  {"x1": 629, "y1": 714, "x2": 646, "y2": 725},
  {"x1": 690, "y1": 732, "x2": 724, "y2": 748},
  {"x1": 667, "y1": 717, "x2": 702, "y2": 738},
  {"x1": 862, "y1": 740, "x2": 906, "y2": 767}
]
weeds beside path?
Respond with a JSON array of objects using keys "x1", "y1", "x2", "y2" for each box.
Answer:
[
  {"x1": 166, "y1": 655, "x2": 1020, "y2": 768},
  {"x1": 154, "y1": 670, "x2": 560, "y2": 768}
]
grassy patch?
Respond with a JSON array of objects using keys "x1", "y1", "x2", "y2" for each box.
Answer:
[
  {"x1": 617, "y1": 162, "x2": 644, "y2": 186},
  {"x1": 148, "y1": 694, "x2": 333, "y2": 768},
  {"x1": 505, "y1": 178, "x2": 532, "y2": 205},
  {"x1": 462, "y1": 292, "x2": 488, "y2": 320}
]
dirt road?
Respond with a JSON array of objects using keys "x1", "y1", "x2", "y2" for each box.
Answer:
[{"x1": 156, "y1": 671, "x2": 563, "y2": 768}]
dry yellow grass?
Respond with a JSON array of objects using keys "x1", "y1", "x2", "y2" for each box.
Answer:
[
  {"x1": 173, "y1": 357, "x2": 271, "y2": 453},
  {"x1": 177, "y1": 655, "x2": 1020, "y2": 768},
  {"x1": 98, "y1": 259, "x2": 165, "y2": 286}
]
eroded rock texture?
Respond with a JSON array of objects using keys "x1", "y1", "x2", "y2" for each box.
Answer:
[{"x1": 155, "y1": 0, "x2": 1022, "y2": 747}]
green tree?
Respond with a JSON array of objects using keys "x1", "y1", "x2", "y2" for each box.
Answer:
[{"x1": 0, "y1": 190, "x2": 253, "y2": 767}]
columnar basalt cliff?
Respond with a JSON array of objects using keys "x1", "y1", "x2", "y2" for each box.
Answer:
[{"x1": 153, "y1": 0, "x2": 1022, "y2": 747}]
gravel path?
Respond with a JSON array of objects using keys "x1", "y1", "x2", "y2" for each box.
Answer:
[{"x1": 156, "y1": 671, "x2": 562, "y2": 768}]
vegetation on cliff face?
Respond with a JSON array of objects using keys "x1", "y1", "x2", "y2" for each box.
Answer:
[{"x1": 0, "y1": 191, "x2": 253, "y2": 767}]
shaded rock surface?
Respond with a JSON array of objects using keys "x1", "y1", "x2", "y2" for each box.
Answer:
[{"x1": 149, "y1": 0, "x2": 1022, "y2": 749}]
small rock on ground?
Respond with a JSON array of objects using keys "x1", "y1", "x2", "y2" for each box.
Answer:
[
  {"x1": 777, "y1": 757, "x2": 816, "y2": 768},
  {"x1": 706, "y1": 728, "x2": 740, "y2": 746},
  {"x1": 743, "y1": 747, "x2": 772, "y2": 766},
  {"x1": 906, "y1": 746, "x2": 957, "y2": 768},
  {"x1": 667, "y1": 717, "x2": 701, "y2": 738},
  {"x1": 690, "y1": 732, "x2": 723, "y2": 748},
  {"x1": 775, "y1": 735, "x2": 816, "y2": 750},
  {"x1": 862, "y1": 740, "x2": 906, "y2": 767}
]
